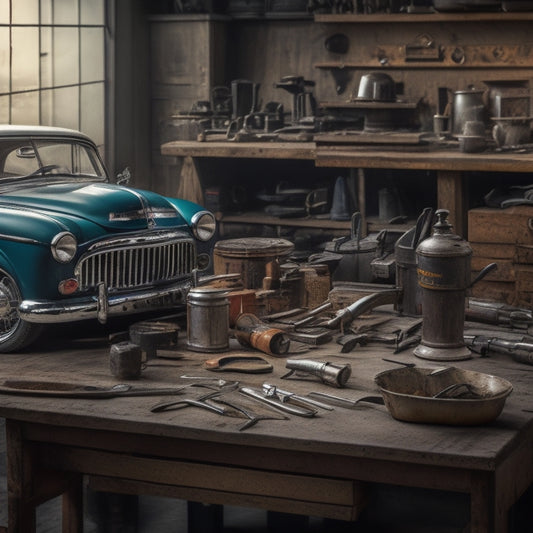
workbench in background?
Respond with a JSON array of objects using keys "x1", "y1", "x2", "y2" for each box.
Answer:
[{"x1": 162, "y1": 139, "x2": 533, "y2": 239}]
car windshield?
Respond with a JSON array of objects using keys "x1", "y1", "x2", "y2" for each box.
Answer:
[{"x1": 0, "y1": 138, "x2": 107, "y2": 182}]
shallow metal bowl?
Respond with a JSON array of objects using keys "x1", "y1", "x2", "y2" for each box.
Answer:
[{"x1": 375, "y1": 366, "x2": 513, "y2": 425}]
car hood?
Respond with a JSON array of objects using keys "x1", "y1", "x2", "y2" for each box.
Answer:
[{"x1": 0, "y1": 182, "x2": 187, "y2": 231}]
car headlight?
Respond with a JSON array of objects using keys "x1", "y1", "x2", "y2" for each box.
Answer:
[
  {"x1": 51, "y1": 232, "x2": 77, "y2": 263},
  {"x1": 191, "y1": 211, "x2": 216, "y2": 242}
]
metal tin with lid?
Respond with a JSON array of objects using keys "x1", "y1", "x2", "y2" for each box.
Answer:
[
  {"x1": 187, "y1": 286, "x2": 230, "y2": 353},
  {"x1": 214, "y1": 237, "x2": 294, "y2": 289}
]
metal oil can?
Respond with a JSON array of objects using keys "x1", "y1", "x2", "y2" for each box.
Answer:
[{"x1": 414, "y1": 209, "x2": 472, "y2": 361}]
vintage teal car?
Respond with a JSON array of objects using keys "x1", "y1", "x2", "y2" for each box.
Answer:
[{"x1": 0, "y1": 125, "x2": 216, "y2": 352}]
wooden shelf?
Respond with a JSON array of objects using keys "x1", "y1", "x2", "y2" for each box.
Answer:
[
  {"x1": 161, "y1": 140, "x2": 316, "y2": 160},
  {"x1": 162, "y1": 140, "x2": 533, "y2": 173},
  {"x1": 314, "y1": 12, "x2": 533, "y2": 23},
  {"x1": 314, "y1": 145, "x2": 533, "y2": 172},
  {"x1": 314, "y1": 59, "x2": 533, "y2": 70},
  {"x1": 218, "y1": 212, "x2": 351, "y2": 230},
  {"x1": 217, "y1": 212, "x2": 413, "y2": 233}
]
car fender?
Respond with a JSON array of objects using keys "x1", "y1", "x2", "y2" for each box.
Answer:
[
  {"x1": 0, "y1": 205, "x2": 73, "y2": 244},
  {"x1": 164, "y1": 197, "x2": 207, "y2": 225},
  {"x1": 0, "y1": 250, "x2": 23, "y2": 291}
]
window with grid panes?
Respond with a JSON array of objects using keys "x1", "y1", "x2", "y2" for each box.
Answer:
[{"x1": 0, "y1": 0, "x2": 106, "y2": 153}]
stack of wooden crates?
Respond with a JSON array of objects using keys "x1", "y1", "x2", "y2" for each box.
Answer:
[{"x1": 469, "y1": 205, "x2": 533, "y2": 307}]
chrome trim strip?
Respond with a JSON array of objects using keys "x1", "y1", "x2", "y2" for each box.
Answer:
[
  {"x1": 18, "y1": 282, "x2": 192, "y2": 324},
  {"x1": 86, "y1": 230, "x2": 190, "y2": 252},
  {"x1": 0, "y1": 233, "x2": 42, "y2": 245}
]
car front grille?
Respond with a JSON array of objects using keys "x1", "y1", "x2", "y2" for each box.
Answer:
[{"x1": 76, "y1": 239, "x2": 196, "y2": 292}]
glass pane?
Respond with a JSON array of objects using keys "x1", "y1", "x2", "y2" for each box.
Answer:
[
  {"x1": 4, "y1": 147, "x2": 40, "y2": 177},
  {"x1": 12, "y1": 0, "x2": 39, "y2": 24},
  {"x1": 11, "y1": 91, "x2": 39, "y2": 124},
  {"x1": 52, "y1": 86, "x2": 79, "y2": 129},
  {"x1": 40, "y1": 0, "x2": 52, "y2": 25},
  {"x1": 81, "y1": 0, "x2": 104, "y2": 25},
  {"x1": 40, "y1": 26, "x2": 53, "y2": 88},
  {"x1": 0, "y1": 96, "x2": 9, "y2": 123},
  {"x1": 81, "y1": 82, "x2": 104, "y2": 147},
  {"x1": 81, "y1": 28, "x2": 104, "y2": 83},
  {"x1": 53, "y1": 0, "x2": 78, "y2": 25},
  {"x1": 0, "y1": 0, "x2": 10, "y2": 24},
  {"x1": 40, "y1": 88, "x2": 53, "y2": 124},
  {"x1": 12, "y1": 28, "x2": 40, "y2": 92},
  {"x1": 53, "y1": 27, "x2": 79, "y2": 86},
  {"x1": 0, "y1": 27, "x2": 9, "y2": 93}
]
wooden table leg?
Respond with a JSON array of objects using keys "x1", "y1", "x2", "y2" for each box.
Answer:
[
  {"x1": 6, "y1": 421, "x2": 84, "y2": 533},
  {"x1": 62, "y1": 475, "x2": 84, "y2": 533},
  {"x1": 469, "y1": 471, "x2": 502, "y2": 533},
  {"x1": 6, "y1": 420, "x2": 36, "y2": 533}
]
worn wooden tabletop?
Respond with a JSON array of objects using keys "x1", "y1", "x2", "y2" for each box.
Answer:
[{"x1": 0, "y1": 316, "x2": 531, "y2": 473}]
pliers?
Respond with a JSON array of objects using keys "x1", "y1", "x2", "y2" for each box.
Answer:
[
  {"x1": 150, "y1": 390, "x2": 227, "y2": 415},
  {"x1": 150, "y1": 381, "x2": 239, "y2": 414},
  {"x1": 239, "y1": 386, "x2": 318, "y2": 418},
  {"x1": 262, "y1": 383, "x2": 333, "y2": 411}
]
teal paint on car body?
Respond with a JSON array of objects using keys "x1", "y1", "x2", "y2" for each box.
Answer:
[{"x1": 0, "y1": 125, "x2": 217, "y2": 352}]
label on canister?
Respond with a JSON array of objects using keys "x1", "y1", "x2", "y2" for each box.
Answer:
[{"x1": 417, "y1": 256, "x2": 470, "y2": 290}]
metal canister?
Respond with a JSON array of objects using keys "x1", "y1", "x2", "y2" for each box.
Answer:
[
  {"x1": 414, "y1": 209, "x2": 472, "y2": 361},
  {"x1": 187, "y1": 287, "x2": 229, "y2": 352},
  {"x1": 213, "y1": 237, "x2": 294, "y2": 289}
]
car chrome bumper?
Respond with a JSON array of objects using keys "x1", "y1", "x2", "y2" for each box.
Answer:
[{"x1": 18, "y1": 282, "x2": 192, "y2": 324}]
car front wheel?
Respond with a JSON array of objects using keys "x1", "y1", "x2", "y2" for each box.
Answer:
[{"x1": 0, "y1": 270, "x2": 44, "y2": 352}]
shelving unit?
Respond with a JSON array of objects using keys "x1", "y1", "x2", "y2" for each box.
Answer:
[
  {"x1": 155, "y1": 10, "x2": 533, "y2": 241},
  {"x1": 314, "y1": 12, "x2": 533, "y2": 23}
]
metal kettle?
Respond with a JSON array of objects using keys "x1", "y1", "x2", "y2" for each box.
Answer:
[{"x1": 324, "y1": 212, "x2": 378, "y2": 283}]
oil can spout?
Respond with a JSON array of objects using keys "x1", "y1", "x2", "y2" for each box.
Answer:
[{"x1": 469, "y1": 262, "x2": 497, "y2": 289}]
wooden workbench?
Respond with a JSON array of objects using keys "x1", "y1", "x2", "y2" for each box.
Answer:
[
  {"x1": 0, "y1": 318, "x2": 532, "y2": 532},
  {"x1": 161, "y1": 140, "x2": 533, "y2": 237}
]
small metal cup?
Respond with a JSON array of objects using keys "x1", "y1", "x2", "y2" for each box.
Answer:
[{"x1": 433, "y1": 114, "x2": 449, "y2": 137}]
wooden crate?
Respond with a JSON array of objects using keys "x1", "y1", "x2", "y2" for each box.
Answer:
[
  {"x1": 468, "y1": 206, "x2": 533, "y2": 244},
  {"x1": 469, "y1": 206, "x2": 533, "y2": 306},
  {"x1": 469, "y1": 280, "x2": 516, "y2": 306}
]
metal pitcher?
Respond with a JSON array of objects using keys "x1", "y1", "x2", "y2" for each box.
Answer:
[{"x1": 451, "y1": 87, "x2": 487, "y2": 136}]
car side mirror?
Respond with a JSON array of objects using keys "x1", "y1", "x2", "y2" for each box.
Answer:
[{"x1": 116, "y1": 167, "x2": 131, "y2": 184}]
